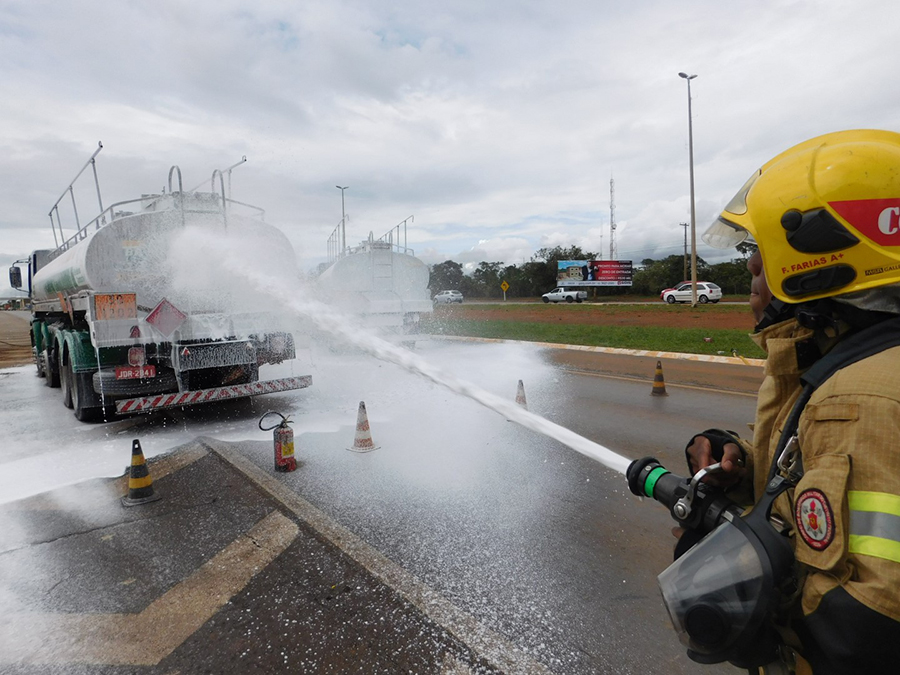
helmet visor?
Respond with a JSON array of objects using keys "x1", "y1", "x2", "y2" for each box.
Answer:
[{"x1": 702, "y1": 216, "x2": 756, "y2": 249}]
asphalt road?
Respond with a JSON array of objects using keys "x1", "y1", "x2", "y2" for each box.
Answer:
[{"x1": 0, "y1": 338, "x2": 761, "y2": 674}]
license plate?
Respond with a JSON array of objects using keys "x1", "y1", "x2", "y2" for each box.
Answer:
[
  {"x1": 115, "y1": 365, "x2": 156, "y2": 380},
  {"x1": 94, "y1": 293, "x2": 138, "y2": 321}
]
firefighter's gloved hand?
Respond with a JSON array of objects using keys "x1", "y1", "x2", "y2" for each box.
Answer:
[{"x1": 685, "y1": 429, "x2": 746, "y2": 488}]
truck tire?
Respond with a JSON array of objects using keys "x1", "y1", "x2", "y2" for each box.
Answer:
[
  {"x1": 42, "y1": 349, "x2": 60, "y2": 388},
  {"x1": 72, "y1": 369, "x2": 105, "y2": 423},
  {"x1": 61, "y1": 355, "x2": 74, "y2": 409},
  {"x1": 542, "y1": 297, "x2": 549, "y2": 303},
  {"x1": 565, "y1": 296, "x2": 574, "y2": 303}
]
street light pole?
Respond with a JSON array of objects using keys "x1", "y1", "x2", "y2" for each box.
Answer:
[
  {"x1": 680, "y1": 222, "x2": 689, "y2": 281},
  {"x1": 679, "y1": 72, "x2": 699, "y2": 307},
  {"x1": 336, "y1": 185, "x2": 348, "y2": 256}
]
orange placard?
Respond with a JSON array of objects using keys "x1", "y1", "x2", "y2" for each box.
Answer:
[{"x1": 94, "y1": 293, "x2": 137, "y2": 321}]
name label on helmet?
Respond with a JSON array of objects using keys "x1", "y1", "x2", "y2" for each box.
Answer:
[
  {"x1": 780, "y1": 254, "x2": 843, "y2": 275},
  {"x1": 829, "y1": 199, "x2": 900, "y2": 246}
]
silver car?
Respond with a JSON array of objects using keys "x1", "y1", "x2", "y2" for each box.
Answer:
[{"x1": 433, "y1": 290, "x2": 464, "y2": 304}]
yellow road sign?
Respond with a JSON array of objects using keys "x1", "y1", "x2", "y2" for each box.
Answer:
[{"x1": 500, "y1": 281, "x2": 509, "y2": 291}]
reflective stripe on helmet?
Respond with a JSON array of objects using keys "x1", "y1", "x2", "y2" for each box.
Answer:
[{"x1": 848, "y1": 491, "x2": 900, "y2": 564}]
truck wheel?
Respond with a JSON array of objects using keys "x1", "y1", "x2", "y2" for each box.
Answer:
[
  {"x1": 666, "y1": 295, "x2": 676, "y2": 304},
  {"x1": 565, "y1": 296, "x2": 574, "y2": 303},
  {"x1": 42, "y1": 349, "x2": 60, "y2": 388},
  {"x1": 542, "y1": 297, "x2": 550, "y2": 303},
  {"x1": 72, "y1": 370, "x2": 104, "y2": 423},
  {"x1": 33, "y1": 339, "x2": 44, "y2": 378},
  {"x1": 61, "y1": 356, "x2": 74, "y2": 409}
]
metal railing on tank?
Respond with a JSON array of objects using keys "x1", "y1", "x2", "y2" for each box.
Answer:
[{"x1": 47, "y1": 150, "x2": 264, "y2": 261}]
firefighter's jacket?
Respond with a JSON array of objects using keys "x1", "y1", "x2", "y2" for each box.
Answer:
[{"x1": 742, "y1": 318, "x2": 900, "y2": 674}]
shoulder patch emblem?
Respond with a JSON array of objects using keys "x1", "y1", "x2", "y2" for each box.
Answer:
[{"x1": 795, "y1": 489, "x2": 835, "y2": 550}]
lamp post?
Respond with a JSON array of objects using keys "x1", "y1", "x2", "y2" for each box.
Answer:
[
  {"x1": 336, "y1": 185, "x2": 348, "y2": 256},
  {"x1": 680, "y1": 222, "x2": 689, "y2": 281},
  {"x1": 678, "y1": 72, "x2": 698, "y2": 307}
]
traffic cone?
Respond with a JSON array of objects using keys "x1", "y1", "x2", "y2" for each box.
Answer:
[
  {"x1": 515, "y1": 379, "x2": 528, "y2": 409},
  {"x1": 651, "y1": 360, "x2": 668, "y2": 396},
  {"x1": 122, "y1": 439, "x2": 162, "y2": 506},
  {"x1": 348, "y1": 401, "x2": 379, "y2": 453}
]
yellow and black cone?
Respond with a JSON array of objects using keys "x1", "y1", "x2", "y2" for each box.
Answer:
[
  {"x1": 122, "y1": 439, "x2": 161, "y2": 506},
  {"x1": 651, "y1": 360, "x2": 668, "y2": 396}
]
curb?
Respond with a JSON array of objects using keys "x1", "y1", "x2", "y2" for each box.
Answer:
[{"x1": 433, "y1": 336, "x2": 765, "y2": 367}]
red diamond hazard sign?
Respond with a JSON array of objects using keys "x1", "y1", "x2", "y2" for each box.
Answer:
[{"x1": 146, "y1": 298, "x2": 187, "y2": 337}]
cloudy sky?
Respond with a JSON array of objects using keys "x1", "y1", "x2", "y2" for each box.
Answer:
[{"x1": 2, "y1": 0, "x2": 898, "y2": 294}]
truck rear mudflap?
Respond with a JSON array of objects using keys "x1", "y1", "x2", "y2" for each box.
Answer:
[{"x1": 114, "y1": 375, "x2": 312, "y2": 414}]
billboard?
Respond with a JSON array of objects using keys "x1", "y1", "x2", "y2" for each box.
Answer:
[{"x1": 557, "y1": 260, "x2": 633, "y2": 287}]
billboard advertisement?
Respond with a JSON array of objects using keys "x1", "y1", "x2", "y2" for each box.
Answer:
[{"x1": 556, "y1": 260, "x2": 633, "y2": 287}]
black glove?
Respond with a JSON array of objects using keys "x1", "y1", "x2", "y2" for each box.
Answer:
[{"x1": 684, "y1": 428, "x2": 745, "y2": 474}]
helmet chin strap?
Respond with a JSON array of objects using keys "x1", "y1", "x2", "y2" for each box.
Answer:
[{"x1": 754, "y1": 298, "x2": 795, "y2": 332}]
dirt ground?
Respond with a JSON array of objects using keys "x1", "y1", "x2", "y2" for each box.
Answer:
[
  {"x1": 0, "y1": 311, "x2": 32, "y2": 369},
  {"x1": 436, "y1": 302, "x2": 756, "y2": 331}
]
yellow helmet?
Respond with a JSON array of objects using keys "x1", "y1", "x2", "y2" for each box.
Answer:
[{"x1": 703, "y1": 129, "x2": 900, "y2": 304}]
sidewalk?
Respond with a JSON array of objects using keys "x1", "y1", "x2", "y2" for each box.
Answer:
[{"x1": 0, "y1": 441, "x2": 543, "y2": 674}]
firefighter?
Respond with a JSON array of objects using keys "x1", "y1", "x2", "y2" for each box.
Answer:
[{"x1": 685, "y1": 129, "x2": 900, "y2": 673}]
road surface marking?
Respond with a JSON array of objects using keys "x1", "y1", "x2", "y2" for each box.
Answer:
[
  {"x1": 0, "y1": 510, "x2": 297, "y2": 666},
  {"x1": 208, "y1": 442, "x2": 554, "y2": 675},
  {"x1": 563, "y1": 367, "x2": 759, "y2": 398}
]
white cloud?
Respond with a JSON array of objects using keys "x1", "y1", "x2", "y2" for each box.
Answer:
[{"x1": 2, "y1": 0, "x2": 897, "y2": 293}]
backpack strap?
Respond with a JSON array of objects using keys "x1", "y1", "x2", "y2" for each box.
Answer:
[{"x1": 766, "y1": 315, "x2": 900, "y2": 485}]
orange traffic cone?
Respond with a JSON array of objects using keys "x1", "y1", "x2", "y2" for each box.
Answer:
[
  {"x1": 122, "y1": 439, "x2": 162, "y2": 506},
  {"x1": 515, "y1": 379, "x2": 528, "y2": 409},
  {"x1": 348, "y1": 401, "x2": 379, "y2": 453},
  {"x1": 651, "y1": 360, "x2": 668, "y2": 396}
]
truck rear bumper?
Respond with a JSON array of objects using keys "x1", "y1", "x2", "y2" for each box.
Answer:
[{"x1": 114, "y1": 375, "x2": 312, "y2": 414}]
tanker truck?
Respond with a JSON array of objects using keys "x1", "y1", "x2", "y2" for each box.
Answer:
[
  {"x1": 8, "y1": 144, "x2": 311, "y2": 421},
  {"x1": 316, "y1": 218, "x2": 433, "y2": 342}
]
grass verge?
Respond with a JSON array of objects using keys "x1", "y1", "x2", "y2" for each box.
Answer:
[{"x1": 422, "y1": 318, "x2": 766, "y2": 359}]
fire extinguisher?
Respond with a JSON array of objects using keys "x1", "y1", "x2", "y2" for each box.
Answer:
[{"x1": 259, "y1": 411, "x2": 296, "y2": 472}]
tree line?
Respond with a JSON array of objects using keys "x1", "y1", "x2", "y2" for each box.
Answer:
[{"x1": 428, "y1": 244, "x2": 756, "y2": 299}]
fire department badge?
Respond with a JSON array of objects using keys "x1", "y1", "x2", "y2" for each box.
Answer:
[{"x1": 795, "y1": 489, "x2": 834, "y2": 550}]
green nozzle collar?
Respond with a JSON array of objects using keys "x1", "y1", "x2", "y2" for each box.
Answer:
[{"x1": 644, "y1": 466, "x2": 669, "y2": 498}]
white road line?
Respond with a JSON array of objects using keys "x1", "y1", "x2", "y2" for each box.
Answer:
[
  {"x1": 564, "y1": 368, "x2": 759, "y2": 398},
  {"x1": 0, "y1": 511, "x2": 298, "y2": 666}
]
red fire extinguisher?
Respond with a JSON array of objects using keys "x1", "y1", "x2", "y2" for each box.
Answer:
[{"x1": 259, "y1": 411, "x2": 296, "y2": 472}]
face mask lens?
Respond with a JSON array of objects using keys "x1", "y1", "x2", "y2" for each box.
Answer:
[{"x1": 658, "y1": 522, "x2": 766, "y2": 656}]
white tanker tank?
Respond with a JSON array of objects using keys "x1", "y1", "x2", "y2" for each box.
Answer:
[
  {"x1": 315, "y1": 228, "x2": 433, "y2": 339},
  {"x1": 11, "y1": 147, "x2": 311, "y2": 422}
]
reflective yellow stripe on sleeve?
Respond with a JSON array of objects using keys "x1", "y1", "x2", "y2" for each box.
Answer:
[{"x1": 849, "y1": 491, "x2": 900, "y2": 564}]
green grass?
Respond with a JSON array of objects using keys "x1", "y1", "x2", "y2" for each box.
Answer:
[
  {"x1": 458, "y1": 301, "x2": 751, "y2": 316},
  {"x1": 422, "y1": 317, "x2": 765, "y2": 359}
]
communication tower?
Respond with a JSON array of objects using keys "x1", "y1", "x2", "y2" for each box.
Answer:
[{"x1": 609, "y1": 176, "x2": 617, "y2": 260}]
